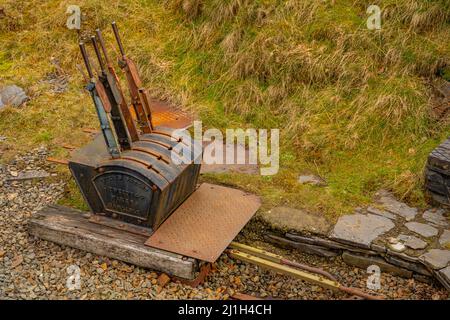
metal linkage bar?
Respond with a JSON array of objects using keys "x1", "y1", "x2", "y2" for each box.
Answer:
[{"x1": 79, "y1": 42, "x2": 121, "y2": 159}]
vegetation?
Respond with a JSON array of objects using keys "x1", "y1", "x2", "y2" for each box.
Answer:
[{"x1": 0, "y1": 0, "x2": 449, "y2": 219}]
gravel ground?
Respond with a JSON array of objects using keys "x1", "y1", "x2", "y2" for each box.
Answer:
[{"x1": 0, "y1": 149, "x2": 449, "y2": 300}]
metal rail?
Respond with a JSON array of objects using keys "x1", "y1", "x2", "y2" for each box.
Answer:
[{"x1": 228, "y1": 242, "x2": 385, "y2": 300}]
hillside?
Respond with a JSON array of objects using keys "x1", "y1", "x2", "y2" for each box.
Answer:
[{"x1": 0, "y1": 0, "x2": 449, "y2": 218}]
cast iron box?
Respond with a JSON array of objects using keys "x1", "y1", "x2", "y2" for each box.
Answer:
[{"x1": 69, "y1": 126, "x2": 201, "y2": 233}]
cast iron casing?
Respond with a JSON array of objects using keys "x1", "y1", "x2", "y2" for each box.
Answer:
[{"x1": 69, "y1": 126, "x2": 201, "y2": 233}]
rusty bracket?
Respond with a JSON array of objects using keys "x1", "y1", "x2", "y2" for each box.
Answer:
[{"x1": 174, "y1": 263, "x2": 211, "y2": 288}]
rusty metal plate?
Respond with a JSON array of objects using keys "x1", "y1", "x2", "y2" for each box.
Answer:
[
  {"x1": 145, "y1": 183, "x2": 261, "y2": 262},
  {"x1": 149, "y1": 98, "x2": 193, "y2": 129}
]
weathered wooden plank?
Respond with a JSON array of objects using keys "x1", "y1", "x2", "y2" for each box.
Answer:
[{"x1": 28, "y1": 204, "x2": 198, "y2": 279}]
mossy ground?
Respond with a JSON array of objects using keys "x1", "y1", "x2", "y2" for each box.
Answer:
[{"x1": 0, "y1": 0, "x2": 449, "y2": 219}]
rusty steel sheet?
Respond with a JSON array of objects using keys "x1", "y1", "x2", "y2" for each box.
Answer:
[
  {"x1": 150, "y1": 99, "x2": 194, "y2": 129},
  {"x1": 145, "y1": 183, "x2": 261, "y2": 262}
]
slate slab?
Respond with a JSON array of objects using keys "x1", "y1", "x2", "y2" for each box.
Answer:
[
  {"x1": 377, "y1": 194, "x2": 418, "y2": 221},
  {"x1": 439, "y1": 230, "x2": 450, "y2": 248},
  {"x1": 422, "y1": 209, "x2": 449, "y2": 227},
  {"x1": 342, "y1": 252, "x2": 413, "y2": 278},
  {"x1": 436, "y1": 266, "x2": 450, "y2": 290},
  {"x1": 367, "y1": 207, "x2": 397, "y2": 220},
  {"x1": 6, "y1": 169, "x2": 50, "y2": 182},
  {"x1": 405, "y1": 222, "x2": 438, "y2": 238},
  {"x1": 330, "y1": 213, "x2": 395, "y2": 248},
  {"x1": 261, "y1": 206, "x2": 331, "y2": 236},
  {"x1": 385, "y1": 255, "x2": 432, "y2": 276},
  {"x1": 419, "y1": 249, "x2": 450, "y2": 269},
  {"x1": 264, "y1": 234, "x2": 339, "y2": 258},
  {"x1": 397, "y1": 234, "x2": 428, "y2": 250}
]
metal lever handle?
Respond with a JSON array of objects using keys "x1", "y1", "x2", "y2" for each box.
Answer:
[
  {"x1": 90, "y1": 35, "x2": 105, "y2": 72},
  {"x1": 79, "y1": 42, "x2": 94, "y2": 79},
  {"x1": 111, "y1": 21, "x2": 125, "y2": 57},
  {"x1": 96, "y1": 29, "x2": 112, "y2": 66}
]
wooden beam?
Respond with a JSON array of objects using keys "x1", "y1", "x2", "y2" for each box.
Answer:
[{"x1": 28, "y1": 205, "x2": 198, "y2": 279}]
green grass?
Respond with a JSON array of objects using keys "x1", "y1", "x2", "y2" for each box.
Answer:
[{"x1": 0, "y1": 0, "x2": 449, "y2": 218}]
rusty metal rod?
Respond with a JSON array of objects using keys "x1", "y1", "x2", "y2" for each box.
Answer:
[
  {"x1": 96, "y1": 29, "x2": 111, "y2": 66},
  {"x1": 279, "y1": 258, "x2": 337, "y2": 282},
  {"x1": 339, "y1": 286, "x2": 384, "y2": 300},
  {"x1": 111, "y1": 21, "x2": 125, "y2": 57},
  {"x1": 79, "y1": 42, "x2": 93, "y2": 79},
  {"x1": 228, "y1": 242, "x2": 385, "y2": 300},
  {"x1": 90, "y1": 35, "x2": 105, "y2": 72}
]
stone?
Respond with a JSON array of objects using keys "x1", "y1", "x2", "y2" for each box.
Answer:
[
  {"x1": 435, "y1": 266, "x2": 450, "y2": 290},
  {"x1": 6, "y1": 170, "x2": 50, "y2": 182},
  {"x1": 0, "y1": 85, "x2": 28, "y2": 108},
  {"x1": 413, "y1": 274, "x2": 434, "y2": 284},
  {"x1": 385, "y1": 255, "x2": 432, "y2": 276},
  {"x1": 342, "y1": 252, "x2": 413, "y2": 278},
  {"x1": 377, "y1": 194, "x2": 418, "y2": 221},
  {"x1": 419, "y1": 249, "x2": 450, "y2": 270},
  {"x1": 330, "y1": 213, "x2": 395, "y2": 248},
  {"x1": 405, "y1": 222, "x2": 438, "y2": 238},
  {"x1": 297, "y1": 174, "x2": 327, "y2": 186},
  {"x1": 261, "y1": 206, "x2": 331, "y2": 235},
  {"x1": 285, "y1": 233, "x2": 378, "y2": 255},
  {"x1": 422, "y1": 209, "x2": 449, "y2": 227},
  {"x1": 157, "y1": 273, "x2": 171, "y2": 288},
  {"x1": 397, "y1": 234, "x2": 428, "y2": 250},
  {"x1": 7, "y1": 193, "x2": 18, "y2": 201},
  {"x1": 264, "y1": 234, "x2": 339, "y2": 258},
  {"x1": 389, "y1": 242, "x2": 406, "y2": 252},
  {"x1": 367, "y1": 207, "x2": 397, "y2": 220},
  {"x1": 370, "y1": 243, "x2": 387, "y2": 254},
  {"x1": 10, "y1": 254, "x2": 23, "y2": 268},
  {"x1": 439, "y1": 230, "x2": 450, "y2": 248}
]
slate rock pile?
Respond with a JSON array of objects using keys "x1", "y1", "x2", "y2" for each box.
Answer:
[
  {"x1": 425, "y1": 137, "x2": 450, "y2": 207},
  {"x1": 261, "y1": 190, "x2": 450, "y2": 291}
]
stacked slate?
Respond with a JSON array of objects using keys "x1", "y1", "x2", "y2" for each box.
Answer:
[{"x1": 425, "y1": 137, "x2": 450, "y2": 207}]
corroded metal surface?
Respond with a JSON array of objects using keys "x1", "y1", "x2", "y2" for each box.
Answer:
[
  {"x1": 150, "y1": 99, "x2": 193, "y2": 129},
  {"x1": 145, "y1": 183, "x2": 261, "y2": 262},
  {"x1": 69, "y1": 128, "x2": 201, "y2": 230}
]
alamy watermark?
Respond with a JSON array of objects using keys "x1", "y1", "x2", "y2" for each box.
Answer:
[
  {"x1": 366, "y1": 265, "x2": 381, "y2": 290},
  {"x1": 367, "y1": 5, "x2": 381, "y2": 30},
  {"x1": 66, "y1": 5, "x2": 81, "y2": 30},
  {"x1": 170, "y1": 121, "x2": 280, "y2": 176},
  {"x1": 66, "y1": 264, "x2": 81, "y2": 290}
]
